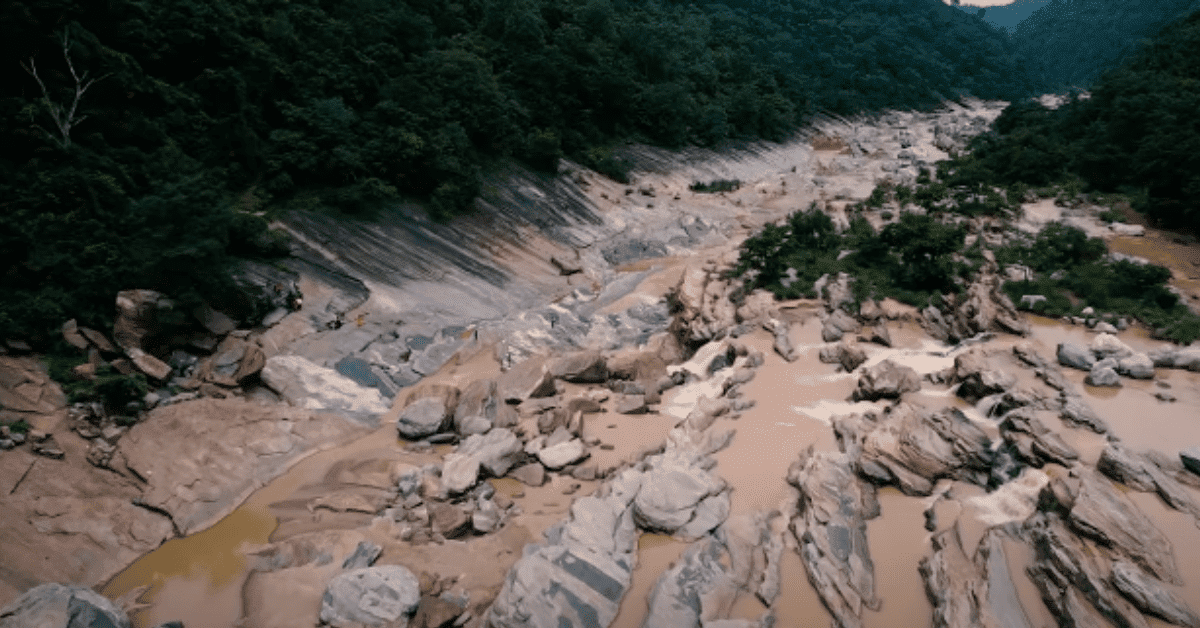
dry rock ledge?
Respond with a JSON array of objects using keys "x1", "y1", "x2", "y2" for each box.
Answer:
[{"x1": 5, "y1": 99, "x2": 1200, "y2": 628}]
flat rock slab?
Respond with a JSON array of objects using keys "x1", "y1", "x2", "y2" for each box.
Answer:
[
  {"x1": 118, "y1": 397, "x2": 370, "y2": 535},
  {"x1": 320, "y1": 565, "x2": 420, "y2": 628},
  {"x1": 261, "y1": 354, "x2": 389, "y2": 423}
]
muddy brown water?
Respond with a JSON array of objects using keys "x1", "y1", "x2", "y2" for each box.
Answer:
[{"x1": 101, "y1": 287, "x2": 1200, "y2": 627}]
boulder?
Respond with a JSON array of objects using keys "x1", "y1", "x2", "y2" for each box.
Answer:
[
  {"x1": 1085, "y1": 364, "x2": 1122, "y2": 387},
  {"x1": 61, "y1": 319, "x2": 89, "y2": 350},
  {"x1": 819, "y1": 342, "x2": 867, "y2": 372},
  {"x1": 440, "y1": 454, "x2": 481, "y2": 495},
  {"x1": 320, "y1": 566, "x2": 420, "y2": 627},
  {"x1": 410, "y1": 595, "x2": 463, "y2": 628},
  {"x1": 261, "y1": 355, "x2": 390, "y2": 423},
  {"x1": 834, "y1": 404, "x2": 994, "y2": 496},
  {"x1": 537, "y1": 439, "x2": 587, "y2": 470},
  {"x1": 429, "y1": 503, "x2": 472, "y2": 539},
  {"x1": 736, "y1": 289, "x2": 778, "y2": 324},
  {"x1": 605, "y1": 349, "x2": 667, "y2": 383},
  {"x1": 398, "y1": 399, "x2": 452, "y2": 440},
  {"x1": 1117, "y1": 353, "x2": 1155, "y2": 380},
  {"x1": 457, "y1": 428, "x2": 523, "y2": 478},
  {"x1": 127, "y1": 348, "x2": 172, "y2": 381},
  {"x1": 1000, "y1": 409, "x2": 1078, "y2": 468},
  {"x1": 920, "y1": 529, "x2": 1034, "y2": 628},
  {"x1": 787, "y1": 449, "x2": 880, "y2": 628},
  {"x1": 497, "y1": 355, "x2": 556, "y2": 404},
  {"x1": 1060, "y1": 395, "x2": 1109, "y2": 433},
  {"x1": 1091, "y1": 333, "x2": 1134, "y2": 359},
  {"x1": 1057, "y1": 342, "x2": 1096, "y2": 370},
  {"x1": 633, "y1": 448, "x2": 728, "y2": 535},
  {"x1": 857, "y1": 323, "x2": 892, "y2": 348},
  {"x1": 0, "y1": 583, "x2": 131, "y2": 628},
  {"x1": 547, "y1": 350, "x2": 608, "y2": 383},
  {"x1": 852, "y1": 359, "x2": 921, "y2": 401},
  {"x1": 615, "y1": 394, "x2": 647, "y2": 415},
  {"x1": 453, "y1": 379, "x2": 514, "y2": 436},
  {"x1": 193, "y1": 303, "x2": 238, "y2": 336},
  {"x1": 822, "y1": 309, "x2": 860, "y2": 342},
  {"x1": 509, "y1": 462, "x2": 546, "y2": 487},
  {"x1": 953, "y1": 348, "x2": 1016, "y2": 402}
]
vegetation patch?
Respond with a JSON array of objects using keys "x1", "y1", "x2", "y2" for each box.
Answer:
[
  {"x1": 997, "y1": 223, "x2": 1200, "y2": 343},
  {"x1": 730, "y1": 205, "x2": 970, "y2": 308},
  {"x1": 690, "y1": 180, "x2": 741, "y2": 194}
]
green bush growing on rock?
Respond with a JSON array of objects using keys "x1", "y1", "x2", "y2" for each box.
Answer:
[
  {"x1": 732, "y1": 205, "x2": 968, "y2": 308},
  {"x1": 690, "y1": 180, "x2": 741, "y2": 193}
]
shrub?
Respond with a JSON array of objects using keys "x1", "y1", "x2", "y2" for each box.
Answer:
[{"x1": 690, "y1": 179, "x2": 741, "y2": 193}]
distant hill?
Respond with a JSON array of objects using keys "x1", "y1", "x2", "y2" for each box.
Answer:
[
  {"x1": 959, "y1": 0, "x2": 1054, "y2": 31},
  {"x1": 1009, "y1": 0, "x2": 1200, "y2": 90}
]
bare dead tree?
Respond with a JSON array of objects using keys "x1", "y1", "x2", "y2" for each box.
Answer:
[{"x1": 20, "y1": 28, "x2": 110, "y2": 150}]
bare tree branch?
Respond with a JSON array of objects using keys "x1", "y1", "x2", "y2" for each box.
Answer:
[{"x1": 19, "y1": 28, "x2": 110, "y2": 150}]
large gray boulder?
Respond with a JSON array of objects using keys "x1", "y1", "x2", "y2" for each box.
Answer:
[
  {"x1": 633, "y1": 449, "x2": 728, "y2": 535},
  {"x1": 1085, "y1": 361, "x2": 1122, "y2": 387},
  {"x1": 1068, "y1": 468, "x2": 1180, "y2": 585},
  {"x1": 787, "y1": 449, "x2": 880, "y2": 628},
  {"x1": 398, "y1": 398, "x2": 450, "y2": 440},
  {"x1": 920, "y1": 529, "x2": 1034, "y2": 628},
  {"x1": 822, "y1": 309, "x2": 860, "y2": 342},
  {"x1": 1059, "y1": 395, "x2": 1109, "y2": 433},
  {"x1": 262, "y1": 355, "x2": 390, "y2": 423},
  {"x1": 537, "y1": 439, "x2": 587, "y2": 470},
  {"x1": 319, "y1": 566, "x2": 420, "y2": 628},
  {"x1": 1057, "y1": 342, "x2": 1096, "y2": 370},
  {"x1": 0, "y1": 583, "x2": 130, "y2": 628},
  {"x1": 953, "y1": 348, "x2": 1016, "y2": 402},
  {"x1": 819, "y1": 341, "x2": 867, "y2": 372},
  {"x1": 1091, "y1": 333, "x2": 1134, "y2": 360},
  {"x1": 1000, "y1": 409, "x2": 1078, "y2": 468},
  {"x1": 852, "y1": 359, "x2": 921, "y2": 401},
  {"x1": 1117, "y1": 353, "x2": 1155, "y2": 380}
]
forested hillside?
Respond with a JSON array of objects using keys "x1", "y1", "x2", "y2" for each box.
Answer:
[
  {"x1": 1009, "y1": 0, "x2": 1200, "y2": 90},
  {"x1": 0, "y1": 0, "x2": 1035, "y2": 345},
  {"x1": 942, "y1": 9, "x2": 1200, "y2": 231}
]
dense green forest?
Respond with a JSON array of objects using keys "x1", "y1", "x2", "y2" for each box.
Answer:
[
  {"x1": 1008, "y1": 0, "x2": 1200, "y2": 91},
  {"x1": 941, "y1": 8, "x2": 1200, "y2": 232},
  {"x1": 0, "y1": 0, "x2": 1036, "y2": 345}
]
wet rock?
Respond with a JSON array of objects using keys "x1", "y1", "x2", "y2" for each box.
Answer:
[
  {"x1": 1095, "y1": 321, "x2": 1120, "y2": 334},
  {"x1": 1059, "y1": 395, "x2": 1109, "y2": 433},
  {"x1": 473, "y1": 497, "x2": 503, "y2": 533},
  {"x1": 550, "y1": 253, "x2": 582, "y2": 276},
  {"x1": 509, "y1": 463, "x2": 546, "y2": 487},
  {"x1": 440, "y1": 454, "x2": 481, "y2": 495},
  {"x1": 605, "y1": 349, "x2": 667, "y2": 383},
  {"x1": 819, "y1": 341, "x2": 867, "y2": 372},
  {"x1": 1069, "y1": 468, "x2": 1180, "y2": 584},
  {"x1": 1085, "y1": 363, "x2": 1122, "y2": 387},
  {"x1": 1111, "y1": 560, "x2": 1200, "y2": 628},
  {"x1": 537, "y1": 439, "x2": 586, "y2": 470},
  {"x1": 615, "y1": 394, "x2": 647, "y2": 414},
  {"x1": 857, "y1": 323, "x2": 892, "y2": 347},
  {"x1": 835, "y1": 403, "x2": 993, "y2": 496},
  {"x1": 852, "y1": 359, "x2": 921, "y2": 401},
  {"x1": 736, "y1": 289, "x2": 778, "y2": 324},
  {"x1": 1000, "y1": 409, "x2": 1078, "y2": 468},
  {"x1": 822, "y1": 309, "x2": 860, "y2": 342},
  {"x1": 1057, "y1": 342, "x2": 1096, "y2": 370},
  {"x1": 320, "y1": 565, "x2": 420, "y2": 627},
  {"x1": 671, "y1": 264, "x2": 738, "y2": 343},
  {"x1": 1098, "y1": 443, "x2": 1200, "y2": 523},
  {"x1": 787, "y1": 449, "x2": 880, "y2": 628},
  {"x1": 642, "y1": 534, "x2": 764, "y2": 628},
  {"x1": 1027, "y1": 513, "x2": 1155, "y2": 628},
  {"x1": 920, "y1": 528, "x2": 1034, "y2": 628},
  {"x1": 497, "y1": 355, "x2": 556, "y2": 403},
  {"x1": 953, "y1": 348, "x2": 1016, "y2": 402},
  {"x1": 0, "y1": 582, "x2": 131, "y2": 628},
  {"x1": 261, "y1": 354, "x2": 389, "y2": 423},
  {"x1": 1117, "y1": 353, "x2": 1155, "y2": 380},
  {"x1": 547, "y1": 350, "x2": 607, "y2": 383}
]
